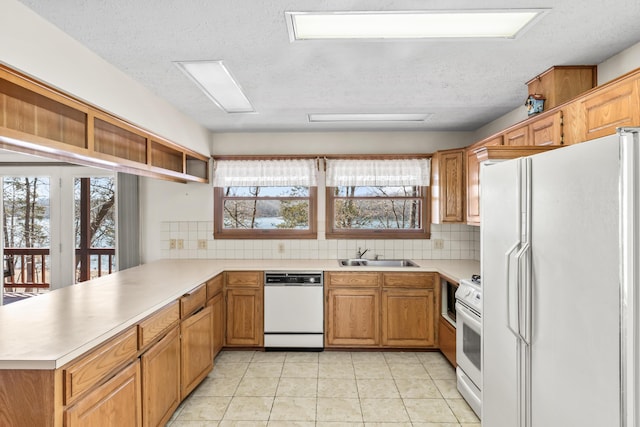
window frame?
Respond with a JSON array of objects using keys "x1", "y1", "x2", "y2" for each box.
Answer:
[{"x1": 213, "y1": 186, "x2": 318, "y2": 239}]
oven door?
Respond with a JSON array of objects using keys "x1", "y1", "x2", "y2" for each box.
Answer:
[{"x1": 456, "y1": 301, "x2": 482, "y2": 389}]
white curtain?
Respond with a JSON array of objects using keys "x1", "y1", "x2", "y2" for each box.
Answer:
[
  {"x1": 325, "y1": 158, "x2": 430, "y2": 187},
  {"x1": 213, "y1": 159, "x2": 317, "y2": 187}
]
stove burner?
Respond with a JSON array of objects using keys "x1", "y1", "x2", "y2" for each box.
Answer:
[{"x1": 471, "y1": 274, "x2": 481, "y2": 284}]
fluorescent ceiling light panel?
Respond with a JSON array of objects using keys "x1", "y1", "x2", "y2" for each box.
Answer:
[
  {"x1": 308, "y1": 113, "x2": 432, "y2": 122},
  {"x1": 287, "y1": 10, "x2": 547, "y2": 40},
  {"x1": 174, "y1": 60, "x2": 254, "y2": 113}
]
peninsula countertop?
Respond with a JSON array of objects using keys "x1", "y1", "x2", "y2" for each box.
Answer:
[{"x1": 0, "y1": 258, "x2": 479, "y2": 370}]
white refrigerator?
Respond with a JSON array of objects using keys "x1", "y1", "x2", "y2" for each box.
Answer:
[{"x1": 481, "y1": 128, "x2": 640, "y2": 427}]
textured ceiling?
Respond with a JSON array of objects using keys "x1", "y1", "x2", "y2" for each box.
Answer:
[{"x1": 17, "y1": 0, "x2": 640, "y2": 132}]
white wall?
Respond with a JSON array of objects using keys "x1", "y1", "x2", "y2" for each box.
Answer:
[
  {"x1": 473, "y1": 40, "x2": 640, "y2": 142},
  {"x1": 0, "y1": 0, "x2": 210, "y2": 155}
]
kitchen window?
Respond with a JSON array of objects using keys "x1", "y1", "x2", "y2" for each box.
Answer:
[
  {"x1": 213, "y1": 159, "x2": 318, "y2": 238},
  {"x1": 325, "y1": 158, "x2": 431, "y2": 239}
]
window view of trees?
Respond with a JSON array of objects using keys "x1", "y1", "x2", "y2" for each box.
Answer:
[
  {"x1": 332, "y1": 186, "x2": 422, "y2": 229},
  {"x1": 221, "y1": 186, "x2": 311, "y2": 230}
]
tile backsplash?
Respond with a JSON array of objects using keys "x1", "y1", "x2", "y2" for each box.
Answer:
[{"x1": 159, "y1": 222, "x2": 480, "y2": 261}]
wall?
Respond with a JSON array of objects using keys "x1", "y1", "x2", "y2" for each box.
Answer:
[
  {"x1": 0, "y1": 0, "x2": 210, "y2": 155},
  {"x1": 142, "y1": 130, "x2": 479, "y2": 262}
]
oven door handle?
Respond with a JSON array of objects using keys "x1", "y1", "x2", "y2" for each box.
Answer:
[{"x1": 456, "y1": 302, "x2": 481, "y2": 331}]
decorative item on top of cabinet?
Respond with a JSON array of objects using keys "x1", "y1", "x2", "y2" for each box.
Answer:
[
  {"x1": 431, "y1": 148, "x2": 465, "y2": 224},
  {"x1": 224, "y1": 271, "x2": 263, "y2": 347},
  {"x1": 526, "y1": 65, "x2": 597, "y2": 110}
]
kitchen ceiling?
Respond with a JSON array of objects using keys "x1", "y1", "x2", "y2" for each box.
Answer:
[{"x1": 17, "y1": 0, "x2": 640, "y2": 133}]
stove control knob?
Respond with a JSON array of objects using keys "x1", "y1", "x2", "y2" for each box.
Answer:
[{"x1": 464, "y1": 288, "x2": 472, "y2": 297}]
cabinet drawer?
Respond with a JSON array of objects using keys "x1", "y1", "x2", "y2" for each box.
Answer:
[
  {"x1": 206, "y1": 274, "x2": 223, "y2": 299},
  {"x1": 326, "y1": 272, "x2": 380, "y2": 288},
  {"x1": 180, "y1": 284, "x2": 206, "y2": 318},
  {"x1": 63, "y1": 327, "x2": 138, "y2": 405},
  {"x1": 382, "y1": 272, "x2": 436, "y2": 289},
  {"x1": 137, "y1": 301, "x2": 180, "y2": 350},
  {"x1": 226, "y1": 271, "x2": 262, "y2": 287}
]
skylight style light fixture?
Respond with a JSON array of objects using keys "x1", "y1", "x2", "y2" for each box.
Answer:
[
  {"x1": 174, "y1": 60, "x2": 254, "y2": 113},
  {"x1": 286, "y1": 9, "x2": 548, "y2": 40},
  {"x1": 308, "y1": 113, "x2": 432, "y2": 123}
]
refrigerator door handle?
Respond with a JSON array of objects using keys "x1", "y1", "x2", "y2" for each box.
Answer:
[
  {"x1": 505, "y1": 241, "x2": 521, "y2": 339},
  {"x1": 516, "y1": 242, "x2": 532, "y2": 346}
]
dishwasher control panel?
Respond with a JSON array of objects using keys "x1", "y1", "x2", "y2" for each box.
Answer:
[{"x1": 264, "y1": 271, "x2": 323, "y2": 285}]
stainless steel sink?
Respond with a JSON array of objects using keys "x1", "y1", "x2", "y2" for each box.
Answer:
[{"x1": 338, "y1": 259, "x2": 419, "y2": 267}]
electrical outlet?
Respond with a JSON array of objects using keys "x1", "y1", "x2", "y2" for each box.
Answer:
[
  {"x1": 277, "y1": 243, "x2": 285, "y2": 253},
  {"x1": 169, "y1": 239, "x2": 176, "y2": 250},
  {"x1": 197, "y1": 239, "x2": 207, "y2": 250},
  {"x1": 433, "y1": 239, "x2": 445, "y2": 250},
  {"x1": 177, "y1": 239, "x2": 184, "y2": 250}
]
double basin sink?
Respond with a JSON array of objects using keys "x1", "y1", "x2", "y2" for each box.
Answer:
[{"x1": 338, "y1": 259, "x2": 419, "y2": 267}]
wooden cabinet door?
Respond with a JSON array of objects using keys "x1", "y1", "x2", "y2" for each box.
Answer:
[
  {"x1": 432, "y1": 149, "x2": 465, "y2": 223},
  {"x1": 381, "y1": 288, "x2": 435, "y2": 347},
  {"x1": 504, "y1": 124, "x2": 530, "y2": 146},
  {"x1": 180, "y1": 306, "x2": 213, "y2": 399},
  {"x1": 438, "y1": 316, "x2": 457, "y2": 367},
  {"x1": 140, "y1": 327, "x2": 180, "y2": 427},
  {"x1": 529, "y1": 111, "x2": 563, "y2": 146},
  {"x1": 466, "y1": 147, "x2": 481, "y2": 226},
  {"x1": 326, "y1": 288, "x2": 380, "y2": 347},
  {"x1": 582, "y1": 77, "x2": 640, "y2": 141},
  {"x1": 64, "y1": 360, "x2": 142, "y2": 427},
  {"x1": 225, "y1": 288, "x2": 264, "y2": 347},
  {"x1": 207, "y1": 292, "x2": 225, "y2": 357}
]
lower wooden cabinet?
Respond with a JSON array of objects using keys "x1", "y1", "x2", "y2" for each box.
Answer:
[
  {"x1": 225, "y1": 288, "x2": 263, "y2": 347},
  {"x1": 208, "y1": 292, "x2": 224, "y2": 357},
  {"x1": 326, "y1": 288, "x2": 380, "y2": 347},
  {"x1": 438, "y1": 316, "x2": 457, "y2": 367},
  {"x1": 140, "y1": 326, "x2": 180, "y2": 427},
  {"x1": 180, "y1": 305, "x2": 213, "y2": 399},
  {"x1": 64, "y1": 360, "x2": 142, "y2": 427},
  {"x1": 381, "y1": 288, "x2": 435, "y2": 347}
]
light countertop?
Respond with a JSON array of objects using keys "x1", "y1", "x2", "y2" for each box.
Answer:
[{"x1": 0, "y1": 258, "x2": 479, "y2": 370}]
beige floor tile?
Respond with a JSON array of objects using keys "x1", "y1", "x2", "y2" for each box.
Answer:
[
  {"x1": 403, "y1": 398, "x2": 458, "y2": 423},
  {"x1": 268, "y1": 421, "x2": 315, "y2": 427},
  {"x1": 223, "y1": 396, "x2": 274, "y2": 421},
  {"x1": 169, "y1": 421, "x2": 220, "y2": 426},
  {"x1": 394, "y1": 378, "x2": 442, "y2": 399},
  {"x1": 382, "y1": 351, "x2": 421, "y2": 364},
  {"x1": 219, "y1": 421, "x2": 267, "y2": 427},
  {"x1": 192, "y1": 376, "x2": 241, "y2": 397},
  {"x1": 460, "y1": 424, "x2": 481, "y2": 427},
  {"x1": 276, "y1": 378, "x2": 318, "y2": 397},
  {"x1": 269, "y1": 397, "x2": 317, "y2": 421},
  {"x1": 285, "y1": 352, "x2": 319, "y2": 363},
  {"x1": 281, "y1": 362, "x2": 318, "y2": 378},
  {"x1": 210, "y1": 362, "x2": 249, "y2": 378},
  {"x1": 319, "y1": 351, "x2": 353, "y2": 363},
  {"x1": 317, "y1": 397, "x2": 363, "y2": 422},
  {"x1": 318, "y1": 378, "x2": 358, "y2": 398},
  {"x1": 388, "y1": 363, "x2": 430, "y2": 379},
  {"x1": 446, "y1": 398, "x2": 480, "y2": 423},
  {"x1": 315, "y1": 423, "x2": 364, "y2": 427},
  {"x1": 411, "y1": 423, "x2": 461, "y2": 427},
  {"x1": 319, "y1": 362, "x2": 355, "y2": 379},
  {"x1": 175, "y1": 396, "x2": 231, "y2": 421},
  {"x1": 356, "y1": 379, "x2": 400, "y2": 398},
  {"x1": 235, "y1": 377, "x2": 279, "y2": 396},
  {"x1": 354, "y1": 363, "x2": 392, "y2": 379},
  {"x1": 360, "y1": 398, "x2": 410, "y2": 423},
  {"x1": 424, "y1": 364, "x2": 456, "y2": 380},
  {"x1": 433, "y1": 379, "x2": 462, "y2": 399},
  {"x1": 245, "y1": 362, "x2": 284, "y2": 378},
  {"x1": 416, "y1": 352, "x2": 449, "y2": 365},
  {"x1": 252, "y1": 351, "x2": 287, "y2": 362},
  {"x1": 364, "y1": 423, "x2": 413, "y2": 427},
  {"x1": 351, "y1": 352, "x2": 386, "y2": 363},
  {"x1": 216, "y1": 350, "x2": 255, "y2": 363}
]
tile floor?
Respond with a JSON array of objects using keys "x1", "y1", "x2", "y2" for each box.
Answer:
[{"x1": 167, "y1": 350, "x2": 480, "y2": 426}]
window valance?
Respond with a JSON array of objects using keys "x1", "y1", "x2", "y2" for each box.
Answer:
[
  {"x1": 213, "y1": 159, "x2": 318, "y2": 187},
  {"x1": 325, "y1": 158, "x2": 430, "y2": 187}
]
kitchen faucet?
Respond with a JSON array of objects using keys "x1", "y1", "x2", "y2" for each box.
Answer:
[{"x1": 356, "y1": 247, "x2": 369, "y2": 259}]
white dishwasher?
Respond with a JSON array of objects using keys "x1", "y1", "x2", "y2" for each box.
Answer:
[{"x1": 264, "y1": 271, "x2": 324, "y2": 350}]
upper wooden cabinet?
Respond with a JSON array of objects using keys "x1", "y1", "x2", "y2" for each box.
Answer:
[
  {"x1": 504, "y1": 124, "x2": 529, "y2": 146},
  {"x1": 431, "y1": 148, "x2": 465, "y2": 224},
  {"x1": 466, "y1": 135, "x2": 502, "y2": 226},
  {"x1": 0, "y1": 65, "x2": 209, "y2": 183},
  {"x1": 529, "y1": 111, "x2": 563, "y2": 146},
  {"x1": 526, "y1": 65, "x2": 596, "y2": 110}
]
